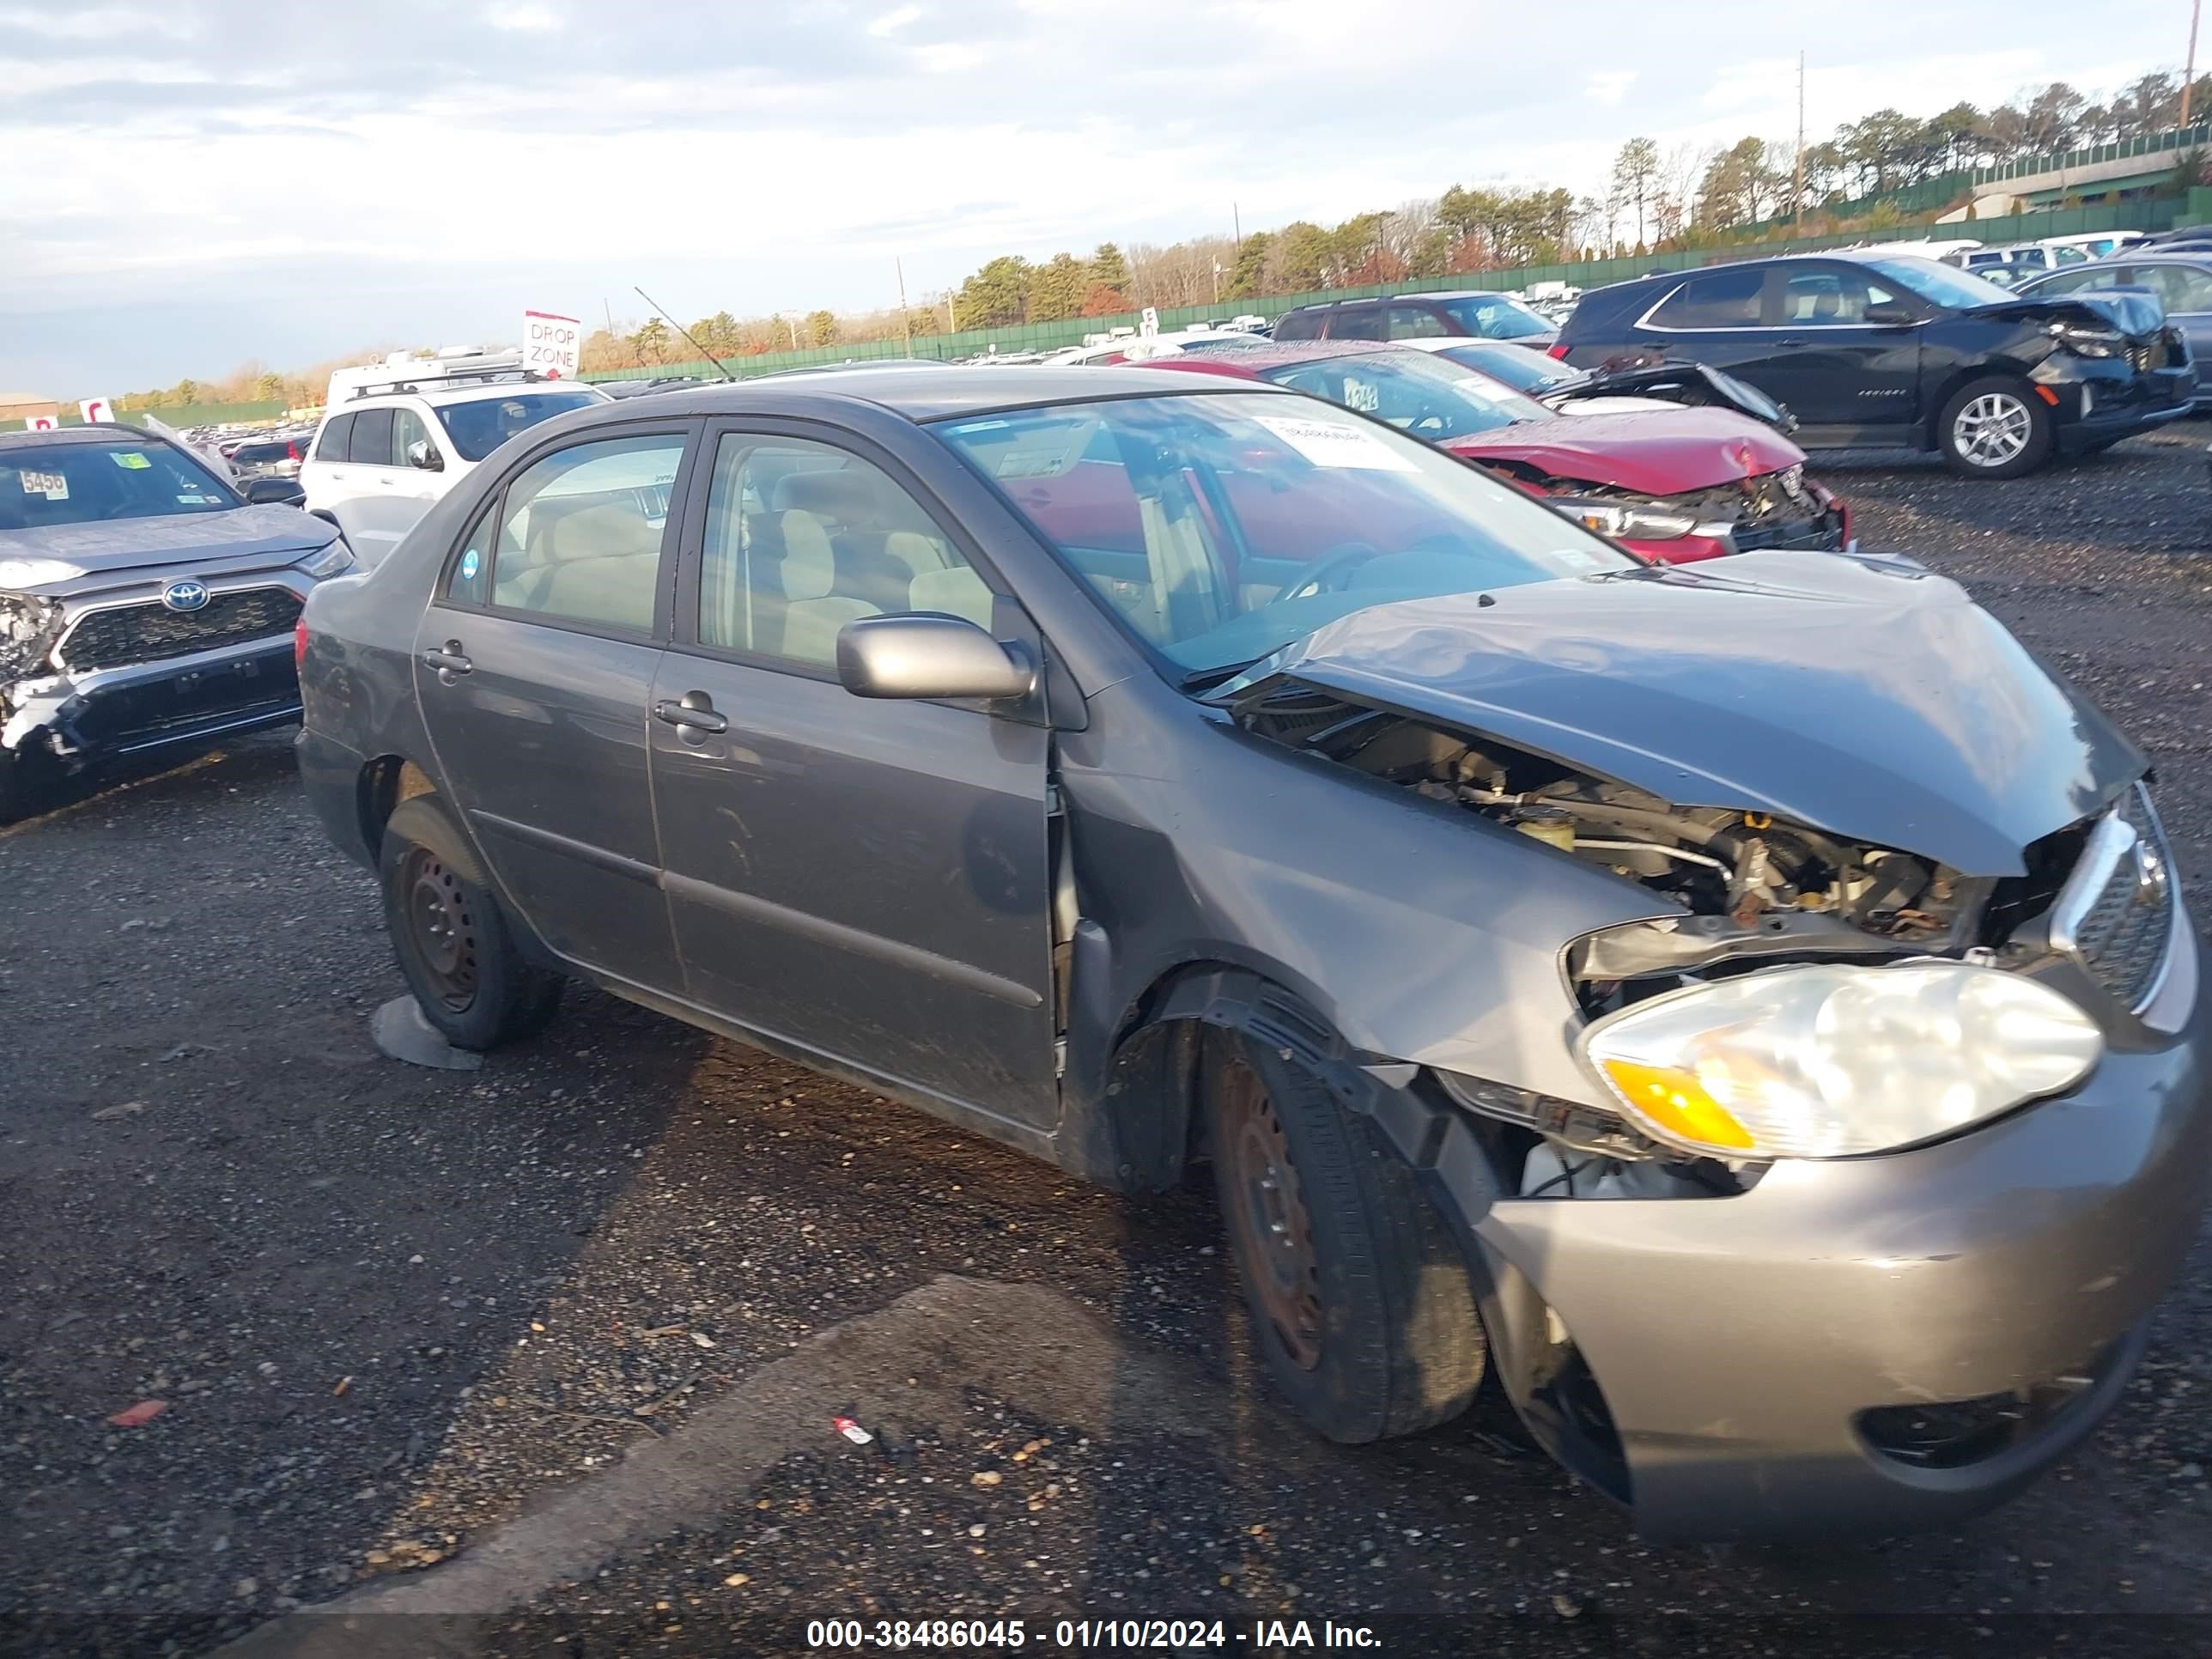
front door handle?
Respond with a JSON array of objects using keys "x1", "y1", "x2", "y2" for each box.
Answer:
[
  {"x1": 422, "y1": 641, "x2": 472, "y2": 684},
  {"x1": 653, "y1": 692, "x2": 727, "y2": 736}
]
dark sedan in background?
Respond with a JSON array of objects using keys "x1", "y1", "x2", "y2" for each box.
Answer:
[
  {"x1": 0, "y1": 424, "x2": 353, "y2": 818},
  {"x1": 1273, "y1": 289, "x2": 1558, "y2": 348},
  {"x1": 2012, "y1": 254, "x2": 2212, "y2": 404},
  {"x1": 1557, "y1": 253, "x2": 2193, "y2": 477}
]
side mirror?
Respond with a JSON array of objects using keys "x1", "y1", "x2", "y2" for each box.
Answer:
[
  {"x1": 1864, "y1": 301, "x2": 1916, "y2": 326},
  {"x1": 405, "y1": 440, "x2": 444, "y2": 472},
  {"x1": 836, "y1": 614, "x2": 1035, "y2": 702},
  {"x1": 242, "y1": 477, "x2": 306, "y2": 507}
]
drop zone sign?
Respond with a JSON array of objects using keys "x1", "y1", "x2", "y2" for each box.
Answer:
[{"x1": 522, "y1": 310, "x2": 582, "y2": 380}]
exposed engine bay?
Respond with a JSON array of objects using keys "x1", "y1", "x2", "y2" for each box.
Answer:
[{"x1": 1231, "y1": 679, "x2": 2094, "y2": 1195}]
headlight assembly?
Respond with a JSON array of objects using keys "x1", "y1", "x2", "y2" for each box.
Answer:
[
  {"x1": 296, "y1": 539, "x2": 355, "y2": 579},
  {"x1": 2048, "y1": 321, "x2": 2124, "y2": 359},
  {"x1": 1549, "y1": 497, "x2": 1698, "y2": 541},
  {"x1": 1580, "y1": 961, "x2": 2102, "y2": 1160},
  {"x1": 0, "y1": 592, "x2": 66, "y2": 682}
]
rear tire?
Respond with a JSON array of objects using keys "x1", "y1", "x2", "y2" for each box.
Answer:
[
  {"x1": 1206, "y1": 1034, "x2": 1486, "y2": 1442},
  {"x1": 1936, "y1": 376, "x2": 2052, "y2": 479},
  {"x1": 379, "y1": 795, "x2": 562, "y2": 1050}
]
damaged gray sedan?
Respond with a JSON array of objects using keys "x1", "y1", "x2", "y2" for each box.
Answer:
[{"x1": 294, "y1": 369, "x2": 2209, "y2": 1540}]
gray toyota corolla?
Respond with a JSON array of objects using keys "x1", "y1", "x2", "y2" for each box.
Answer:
[{"x1": 295, "y1": 368, "x2": 2208, "y2": 1540}]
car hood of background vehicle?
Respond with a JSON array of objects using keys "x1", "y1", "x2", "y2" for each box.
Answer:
[
  {"x1": 1443, "y1": 407, "x2": 1806, "y2": 495},
  {"x1": 1226, "y1": 550, "x2": 2141, "y2": 875},
  {"x1": 0, "y1": 505, "x2": 334, "y2": 592}
]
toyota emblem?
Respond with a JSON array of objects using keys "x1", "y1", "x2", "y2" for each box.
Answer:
[{"x1": 161, "y1": 580, "x2": 210, "y2": 612}]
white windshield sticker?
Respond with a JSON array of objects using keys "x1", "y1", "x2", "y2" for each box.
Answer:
[
  {"x1": 1548, "y1": 545, "x2": 1609, "y2": 570},
  {"x1": 1251, "y1": 414, "x2": 1418, "y2": 471},
  {"x1": 20, "y1": 469, "x2": 69, "y2": 500}
]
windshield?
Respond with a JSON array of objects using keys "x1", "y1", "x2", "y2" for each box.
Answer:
[
  {"x1": 1861, "y1": 256, "x2": 2017, "y2": 311},
  {"x1": 1259, "y1": 350, "x2": 1553, "y2": 440},
  {"x1": 1431, "y1": 342, "x2": 1583, "y2": 394},
  {"x1": 1437, "y1": 294, "x2": 1553, "y2": 339},
  {"x1": 434, "y1": 390, "x2": 604, "y2": 461},
  {"x1": 932, "y1": 392, "x2": 1633, "y2": 678},
  {"x1": 0, "y1": 439, "x2": 235, "y2": 532}
]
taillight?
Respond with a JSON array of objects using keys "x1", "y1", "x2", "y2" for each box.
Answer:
[
  {"x1": 294, "y1": 617, "x2": 308, "y2": 670},
  {"x1": 289, "y1": 441, "x2": 303, "y2": 461},
  {"x1": 1547, "y1": 343, "x2": 1571, "y2": 361}
]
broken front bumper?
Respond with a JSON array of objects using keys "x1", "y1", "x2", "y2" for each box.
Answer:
[
  {"x1": 1419, "y1": 930, "x2": 2209, "y2": 1541},
  {"x1": 3, "y1": 635, "x2": 301, "y2": 769}
]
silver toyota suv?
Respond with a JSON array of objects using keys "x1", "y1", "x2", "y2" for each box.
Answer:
[{"x1": 0, "y1": 422, "x2": 354, "y2": 819}]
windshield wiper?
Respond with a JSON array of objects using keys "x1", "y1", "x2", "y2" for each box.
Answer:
[{"x1": 1178, "y1": 661, "x2": 1260, "y2": 693}]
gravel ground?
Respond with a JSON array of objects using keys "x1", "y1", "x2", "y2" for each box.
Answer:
[{"x1": 3, "y1": 427, "x2": 2210, "y2": 1658}]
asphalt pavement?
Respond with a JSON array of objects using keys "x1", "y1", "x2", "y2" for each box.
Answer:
[{"x1": 3, "y1": 428, "x2": 2210, "y2": 1659}]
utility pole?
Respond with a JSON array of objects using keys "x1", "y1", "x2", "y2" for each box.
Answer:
[
  {"x1": 1212, "y1": 259, "x2": 1221, "y2": 304},
  {"x1": 1792, "y1": 51, "x2": 1807, "y2": 229},
  {"x1": 896, "y1": 258, "x2": 912, "y2": 354},
  {"x1": 603, "y1": 298, "x2": 615, "y2": 337},
  {"x1": 2185, "y1": 0, "x2": 2203, "y2": 127},
  {"x1": 1232, "y1": 200, "x2": 1242, "y2": 245}
]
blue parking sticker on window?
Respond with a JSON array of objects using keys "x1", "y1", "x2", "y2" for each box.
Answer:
[{"x1": 459, "y1": 550, "x2": 481, "y2": 580}]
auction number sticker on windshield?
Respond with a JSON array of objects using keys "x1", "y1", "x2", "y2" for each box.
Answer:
[
  {"x1": 1250, "y1": 414, "x2": 1417, "y2": 471},
  {"x1": 18, "y1": 469, "x2": 70, "y2": 500},
  {"x1": 111, "y1": 451, "x2": 153, "y2": 469}
]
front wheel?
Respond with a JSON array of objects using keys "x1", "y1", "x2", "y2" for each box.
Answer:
[
  {"x1": 379, "y1": 795, "x2": 562, "y2": 1050},
  {"x1": 1206, "y1": 1035, "x2": 1486, "y2": 1442},
  {"x1": 1936, "y1": 376, "x2": 2053, "y2": 479}
]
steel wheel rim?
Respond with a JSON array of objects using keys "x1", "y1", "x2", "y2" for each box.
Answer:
[
  {"x1": 1954, "y1": 392, "x2": 2033, "y2": 467},
  {"x1": 1218, "y1": 1061, "x2": 1324, "y2": 1370},
  {"x1": 402, "y1": 848, "x2": 478, "y2": 1012}
]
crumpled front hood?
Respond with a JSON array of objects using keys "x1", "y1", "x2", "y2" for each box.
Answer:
[
  {"x1": 1230, "y1": 551, "x2": 2142, "y2": 875},
  {"x1": 1445, "y1": 407, "x2": 1807, "y2": 495},
  {"x1": 0, "y1": 505, "x2": 332, "y2": 593},
  {"x1": 1980, "y1": 293, "x2": 2165, "y2": 341}
]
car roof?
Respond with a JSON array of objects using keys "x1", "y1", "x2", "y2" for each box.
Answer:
[
  {"x1": 608, "y1": 364, "x2": 1297, "y2": 423},
  {"x1": 1178, "y1": 340, "x2": 1406, "y2": 370},
  {"x1": 0, "y1": 422, "x2": 168, "y2": 452},
  {"x1": 338, "y1": 380, "x2": 605, "y2": 411}
]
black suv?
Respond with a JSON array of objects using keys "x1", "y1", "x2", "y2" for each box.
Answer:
[
  {"x1": 1274, "y1": 290, "x2": 1557, "y2": 349},
  {"x1": 1556, "y1": 252, "x2": 2194, "y2": 477}
]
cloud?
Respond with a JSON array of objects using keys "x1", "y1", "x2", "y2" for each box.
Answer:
[
  {"x1": 0, "y1": 0, "x2": 2196, "y2": 391},
  {"x1": 866, "y1": 3, "x2": 924, "y2": 36},
  {"x1": 486, "y1": 3, "x2": 562, "y2": 31},
  {"x1": 1586, "y1": 70, "x2": 1637, "y2": 107}
]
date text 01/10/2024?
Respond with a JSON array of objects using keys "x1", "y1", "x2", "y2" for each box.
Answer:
[{"x1": 803, "y1": 1618, "x2": 1383, "y2": 1649}]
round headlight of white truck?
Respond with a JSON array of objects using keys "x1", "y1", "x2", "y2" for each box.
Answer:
[{"x1": 1579, "y1": 961, "x2": 2102, "y2": 1159}]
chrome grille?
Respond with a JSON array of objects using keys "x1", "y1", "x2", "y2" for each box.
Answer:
[
  {"x1": 2051, "y1": 784, "x2": 2174, "y2": 1012},
  {"x1": 57, "y1": 586, "x2": 303, "y2": 674}
]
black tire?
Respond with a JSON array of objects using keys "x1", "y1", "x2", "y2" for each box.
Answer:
[
  {"x1": 379, "y1": 795, "x2": 562, "y2": 1050},
  {"x1": 1936, "y1": 375, "x2": 2053, "y2": 479},
  {"x1": 1206, "y1": 1034, "x2": 1486, "y2": 1442}
]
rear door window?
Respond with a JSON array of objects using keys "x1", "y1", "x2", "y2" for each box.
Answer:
[
  {"x1": 1389, "y1": 304, "x2": 1449, "y2": 339},
  {"x1": 1647, "y1": 266, "x2": 1766, "y2": 329},
  {"x1": 348, "y1": 407, "x2": 396, "y2": 467},
  {"x1": 314, "y1": 412, "x2": 355, "y2": 462},
  {"x1": 1328, "y1": 303, "x2": 1386, "y2": 341}
]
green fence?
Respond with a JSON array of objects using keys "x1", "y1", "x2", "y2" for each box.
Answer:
[
  {"x1": 585, "y1": 197, "x2": 2193, "y2": 384},
  {"x1": 58, "y1": 399, "x2": 289, "y2": 428}
]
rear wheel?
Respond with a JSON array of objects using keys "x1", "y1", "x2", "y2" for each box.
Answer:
[
  {"x1": 1206, "y1": 1035, "x2": 1486, "y2": 1442},
  {"x1": 379, "y1": 796, "x2": 562, "y2": 1050},
  {"x1": 1936, "y1": 376, "x2": 2052, "y2": 478}
]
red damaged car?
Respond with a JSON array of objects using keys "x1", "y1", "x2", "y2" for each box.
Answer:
[{"x1": 1145, "y1": 341, "x2": 1850, "y2": 563}]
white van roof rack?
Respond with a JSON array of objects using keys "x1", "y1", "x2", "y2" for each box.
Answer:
[{"x1": 346, "y1": 367, "x2": 544, "y2": 400}]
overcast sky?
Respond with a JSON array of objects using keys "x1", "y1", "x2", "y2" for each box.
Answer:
[{"x1": 0, "y1": 0, "x2": 2195, "y2": 395}]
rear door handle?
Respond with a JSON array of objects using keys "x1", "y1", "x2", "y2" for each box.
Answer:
[
  {"x1": 422, "y1": 641, "x2": 472, "y2": 683},
  {"x1": 654, "y1": 693, "x2": 727, "y2": 736}
]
